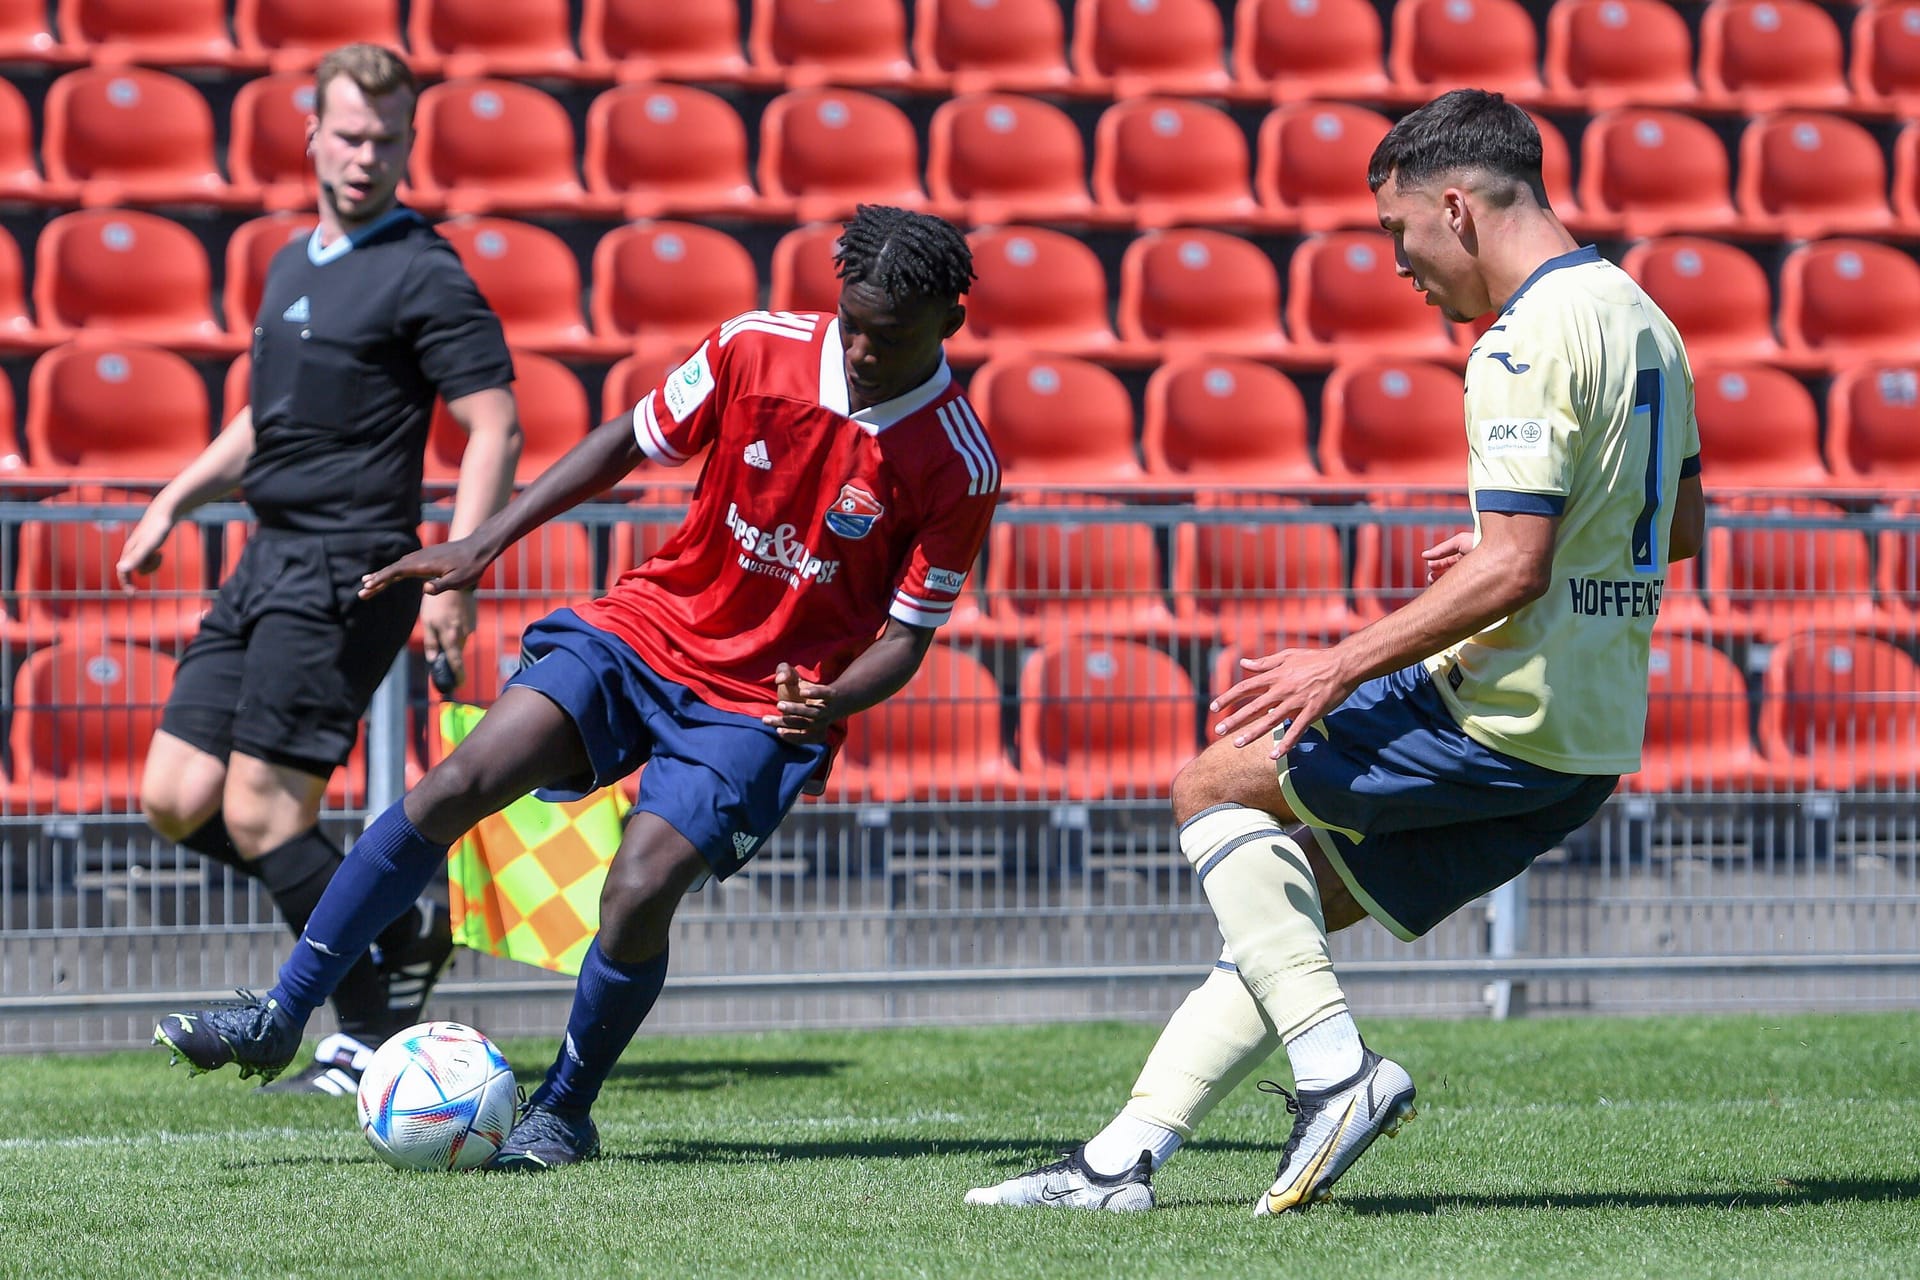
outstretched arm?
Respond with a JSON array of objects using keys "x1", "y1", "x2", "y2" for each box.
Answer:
[
  {"x1": 763, "y1": 619, "x2": 937, "y2": 742},
  {"x1": 115, "y1": 408, "x2": 256, "y2": 589}
]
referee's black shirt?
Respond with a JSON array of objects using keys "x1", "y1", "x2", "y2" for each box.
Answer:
[{"x1": 244, "y1": 208, "x2": 515, "y2": 535}]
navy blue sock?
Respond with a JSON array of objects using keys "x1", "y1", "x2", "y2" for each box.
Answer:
[
  {"x1": 269, "y1": 803, "x2": 449, "y2": 1029},
  {"x1": 532, "y1": 940, "x2": 669, "y2": 1113}
]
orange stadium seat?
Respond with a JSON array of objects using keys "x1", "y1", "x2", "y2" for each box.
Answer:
[
  {"x1": 42, "y1": 68, "x2": 242, "y2": 209},
  {"x1": 1544, "y1": 0, "x2": 1699, "y2": 109},
  {"x1": 58, "y1": 0, "x2": 245, "y2": 67},
  {"x1": 1286, "y1": 232, "x2": 1462, "y2": 364},
  {"x1": 1624, "y1": 635, "x2": 1773, "y2": 794},
  {"x1": 3, "y1": 642, "x2": 177, "y2": 813},
  {"x1": 423, "y1": 348, "x2": 588, "y2": 488},
  {"x1": 581, "y1": 0, "x2": 759, "y2": 85},
  {"x1": 1140, "y1": 355, "x2": 1323, "y2": 491},
  {"x1": 1350, "y1": 492, "x2": 1471, "y2": 620},
  {"x1": 411, "y1": 80, "x2": 608, "y2": 217},
  {"x1": 591, "y1": 221, "x2": 759, "y2": 368},
  {"x1": 223, "y1": 212, "x2": 317, "y2": 338},
  {"x1": 1018, "y1": 636, "x2": 1199, "y2": 801},
  {"x1": 750, "y1": 0, "x2": 917, "y2": 89},
  {"x1": 1117, "y1": 229, "x2": 1288, "y2": 359},
  {"x1": 0, "y1": 0, "x2": 81, "y2": 63},
  {"x1": 1851, "y1": 0, "x2": 1920, "y2": 114},
  {"x1": 33, "y1": 209, "x2": 233, "y2": 352},
  {"x1": 769, "y1": 222, "x2": 844, "y2": 314},
  {"x1": 757, "y1": 88, "x2": 925, "y2": 223},
  {"x1": 1876, "y1": 497, "x2": 1920, "y2": 626},
  {"x1": 1827, "y1": 362, "x2": 1920, "y2": 489},
  {"x1": 1578, "y1": 107, "x2": 1740, "y2": 238},
  {"x1": 24, "y1": 341, "x2": 211, "y2": 482},
  {"x1": 1760, "y1": 630, "x2": 1920, "y2": 791},
  {"x1": 1173, "y1": 494, "x2": 1359, "y2": 646},
  {"x1": 0, "y1": 75, "x2": 74, "y2": 206},
  {"x1": 1093, "y1": 97, "x2": 1260, "y2": 230},
  {"x1": 1620, "y1": 237, "x2": 1784, "y2": 365},
  {"x1": 1692, "y1": 363, "x2": 1843, "y2": 495},
  {"x1": 1231, "y1": 0, "x2": 1390, "y2": 103},
  {"x1": 227, "y1": 73, "x2": 319, "y2": 212},
  {"x1": 234, "y1": 0, "x2": 404, "y2": 72},
  {"x1": 1390, "y1": 0, "x2": 1547, "y2": 103},
  {"x1": 1779, "y1": 238, "x2": 1920, "y2": 368},
  {"x1": 1737, "y1": 112, "x2": 1895, "y2": 240},
  {"x1": 826, "y1": 646, "x2": 1031, "y2": 804},
  {"x1": 1708, "y1": 497, "x2": 1877, "y2": 642},
  {"x1": 963, "y1": 355, "x2": 1146, "y2": 490},
  {"x1": 1699, "y1": 0, "x2": 1850, "y2": 113},
  {"x1": 435, "y1": 216, "x2": 616, "y2": 359},
  {"x1": 1254, "y1": 102, "x2": 1393, "y2": 233},
  {"x1": 912, "y1": 0, "x2": 1072, "y2": 95},
  {"x1": 951, "y1": 226, "x2": 1128, "y2": 364},
  {"x1": 1071, "y1": 0, "x2": 1231, "y2": 98},
  {"x1": 584, "y1": 83, "x2": 769, "y2": 222},
  {"x1": 1894, "y1": 122, "x2": 1920, "y2": 234},
  {"x1": 926, "y1": 93, "x2": 1104, "y2": 228},
  {"x1": 408, "y1": 0, "x2": 594, "y2": 80},
  {"x1": 0, "y1": 225, "x2": 47, "y2": 353},
  {"x1": 1320, "y1": 360, "x2": 1468, "y2": 490}
]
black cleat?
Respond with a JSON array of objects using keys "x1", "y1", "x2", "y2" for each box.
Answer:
[
  {"x1": 375, "y1": 899, "x2": 455, "y2": 1030},
  {"x1": 153, "y1": 990, "x2": 302, "y2": 1083},
  {"x1": 484, "y1": 1100, "x2": 601, "y2": 1172},
  {"x1": 256, "y1": 1033, "x2": 375, "y2": 1096}
]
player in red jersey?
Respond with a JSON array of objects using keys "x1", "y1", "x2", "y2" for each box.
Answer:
[{"x1": 153, "y1": 207, "x2": 999, "y2": 1169}]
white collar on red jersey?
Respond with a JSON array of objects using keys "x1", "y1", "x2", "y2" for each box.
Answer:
[{"x1": 818, "y1": 318, "x2": 953, "y2": 434}]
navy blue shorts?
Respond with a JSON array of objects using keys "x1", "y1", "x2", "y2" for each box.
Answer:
[
  {"x1": 1279, "y1": 663, "x2": 1617, "y2": 940},
  {"x1": 507, "y1": 608, "x2": 828, "y2": 880}
]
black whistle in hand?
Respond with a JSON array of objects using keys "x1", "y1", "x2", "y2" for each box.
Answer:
[{"x1": 429, "y1": 652, "x2": 460, "y2": 696}]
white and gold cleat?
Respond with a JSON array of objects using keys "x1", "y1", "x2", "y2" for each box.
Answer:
[{"x1": 1254, "y1": 1049, "x2": 1416, "y2": 1216}]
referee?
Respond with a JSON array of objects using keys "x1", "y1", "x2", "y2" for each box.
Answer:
[{"x1": 115, "y1": 44, "x2": 522, "y2": 1096}]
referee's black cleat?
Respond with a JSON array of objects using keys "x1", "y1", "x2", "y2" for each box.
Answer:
[
  {"x1": 484, "y1": 1100, "x2": 601, "y2": 1172},
  {"x1": 153, "y1": 990, "x2": 302, "y2": 1083},
  {"x1": 375, "y1": 899, "x2": 455, "y2": 1031}
]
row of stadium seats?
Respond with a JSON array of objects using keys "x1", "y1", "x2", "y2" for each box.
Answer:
[
  {"x1": 6, "y1": 0, "x2": 1918, "y2": 119},
  {"x1": 8, "y1": 626, "x2": 1919, "y2": 813}
]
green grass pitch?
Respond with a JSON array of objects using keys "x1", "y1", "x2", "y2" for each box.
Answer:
[{"x1": 3, "y1": 1012, "x2": 1917, "y2": 1279}]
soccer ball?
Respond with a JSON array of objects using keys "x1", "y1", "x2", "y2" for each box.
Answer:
[{"x1": 356, "y1": 1022, "x2": 518, "y2": 1172}]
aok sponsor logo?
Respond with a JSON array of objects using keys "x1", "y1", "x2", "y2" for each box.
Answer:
[{"x1": 726, "y1": 503, "x2": 841, "y2": 586}]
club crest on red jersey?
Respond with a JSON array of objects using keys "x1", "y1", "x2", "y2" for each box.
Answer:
[{"x1": 824, "y1": 483, "x2": 884, "y2": 539}]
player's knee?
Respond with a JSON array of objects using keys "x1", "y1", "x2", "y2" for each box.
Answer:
[
  {"x1": 1170, "y1": 750, "x2": 1228, "y2": 826},
  {"x1": 141, "y1": 774, "x2": 215, "y2": 843}
]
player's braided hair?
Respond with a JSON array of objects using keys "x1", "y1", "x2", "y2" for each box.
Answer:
[{"x1": 833, "y1": 205, "x2": 976, "y2": 305}]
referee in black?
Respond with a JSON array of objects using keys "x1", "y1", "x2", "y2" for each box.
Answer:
[{"x1": 115, "y1": 44, "x2": 522, "y2": 1096}]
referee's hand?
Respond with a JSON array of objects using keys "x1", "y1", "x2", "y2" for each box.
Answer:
[{"x1": 113, "y1": 504, "x2": 175, "y2": 591}]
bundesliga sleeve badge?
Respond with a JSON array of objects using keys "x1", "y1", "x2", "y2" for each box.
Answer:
[{"x1": 824, "y1": 483, "x2": 884, "y2": 539}]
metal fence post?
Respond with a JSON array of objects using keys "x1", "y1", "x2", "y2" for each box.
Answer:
[
  {"x1": 1487, "y1": 873, "x2": 1529, "y2": 1021},
  {"x1": 364, "y1": 651, "x2": 410, "y2": 820}
]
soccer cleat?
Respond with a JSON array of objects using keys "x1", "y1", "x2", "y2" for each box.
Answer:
[
  {"x1": 963, "y1": 1147, "x2": 1156, "y2": 1211},
  {"x1": 256, "y1": 1032, "x2": 375, "y2": 1096},
  {"x1": 1253, "y1": 1048, "x2": 1417, "y2": 1216},
  {"x1": 484, "y1": 1100, "x2": 601, "y2": 1172},
  {"x1": 374, "y1": 899, "x2": 455, "y2": 1031},
  {"x1": 152, "y1": 990, "x2": 302, "y2": 1083}
]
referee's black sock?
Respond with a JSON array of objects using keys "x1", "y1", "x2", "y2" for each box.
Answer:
[
  {"x1": 255, "y1": 827, "x2": 391, "y2": 1045},
  {"x1": 179, "y1": 814, "x2": 250, "y2": 874}
]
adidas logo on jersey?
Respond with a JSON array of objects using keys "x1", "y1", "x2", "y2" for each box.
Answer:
[
  {"x1": 281, "y1": 295, "x2": 310, "y2": 323},
  {"x1": 743, "y1": 439, "x2": 772, "y2": 470}
]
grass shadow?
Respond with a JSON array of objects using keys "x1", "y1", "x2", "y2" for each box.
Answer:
[
  {"x1": 1339, "y1": 1178, "x2": 1920, "y2": 1215},
  {"x1": 593, "y1": 1058, "x2": 854, "y2": 1094},
  {"x1": 604, "y1": 1136, "x2": 1280, "y2": 1165}
]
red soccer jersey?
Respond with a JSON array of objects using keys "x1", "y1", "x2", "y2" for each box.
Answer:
[{"x1": 573, "y1": 309, "x2": 1001, "y2": 725}]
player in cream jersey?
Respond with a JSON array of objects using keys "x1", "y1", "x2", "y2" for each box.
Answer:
[{"x1": 968, "y1": 90, "x2": 1706, "y2": 1219}]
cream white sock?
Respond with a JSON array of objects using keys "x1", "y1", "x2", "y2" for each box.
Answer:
[
  {"x1": 1082, "y1": 1112, "x2": 1182, "y2": 1175},
  {"x1": 1285, "y1": 1010, "x2": 1364, "y2": 1092}
]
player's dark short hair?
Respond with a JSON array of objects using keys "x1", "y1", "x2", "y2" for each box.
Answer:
[
  {"x1": 833, "y1": 206, "x2": 976, "y2": 308},
  {"x1": 1366, "y1": 89, "x2": 1545, "y2": 205},
  {"x1": 314, "y1": 43, "x2": 417, "y2": 121}
]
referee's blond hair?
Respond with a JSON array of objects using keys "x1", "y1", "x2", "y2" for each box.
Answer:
[{"x1": 314, "y1": 44, "x2": 417, "y2": 120}]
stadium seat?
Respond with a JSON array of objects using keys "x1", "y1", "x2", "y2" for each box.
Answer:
[
  {"x1": 912, "y1": 0, "x2": 1072, "y2": 94},
  {"x1": 0, "y1": 224, "x2": 48, "y2": 353},
  {"x1": 33, "y1": 209, "x2": 234, "y2": 353},
  {"x1": 223, "y1": 212, "x2": 317, "y2": 338},
  {"x1": 1698, "y1": 0, "x2": 1850, "y2": 113},
  {"x1": 58, "y1": 0, "x2": 246, "y2": 67},
  {"x1": 1389, "y1": 0, "x2": 1548, "y2": 103},
  {"x1": 1350, "y1": 493, "x2": 1472, "y2": 620},
  {"x1": 1018, "y1": 636, "x2": 1199, "y2": 801},
  {"x1": 584, "y1": 83, "x2": 770, "y2": 222},
  {"x1": 423, "y1": 349, "x2": 588, "y2": 488},
  {"x1": 1578, "y1": 108, "x2": 1740, "y2": 238},
  {"x1": 591, "y1": 221, "x2": 760, "y2": 369},
  {"x1": 950, "y1": 226, "x2": 1129, "y2": 364},
  {"x1": 769, "y1": 222, "x2": 844, "y2": 314},
  {"x1": 42, "y1": 68, "x2": 242, "y2": 209},
  {"x1": 1070, "y1": 0, "x2": 1232, "y2": 99},
  {"x1": 435, "y1": 217, "x2": 617, "y2": 359},
  {"x1": 1692, "y1": 363, "x2": 1842, "y2": 495},
  {"x1": 1093, "y1": 98, "x2": 1260, "y2": 230},
  {"x1": 1320, "y1": 360, "x2": 1468, "y2": 490},
  {"x1": 1117, "y1": 229, "x2": 1288, "y2": 359},
  {"x1": 0, "y1": 75, "x2": 74, "y2": 205},
  {"x1": 757, "y1": 88, "x2": 926, "y2": 223},
  {"x1": 963, "y1": 355, "x2": 1148, "y2": 490},
  {"x1": 826, "y1": 646, "x2": 1031, "y2": 803},
  {"x1": 1655, "y1": 555, "x2": 1715, "y2": 638},
  {"x1": 221, "y1": 351, "x2": 251, "y2": 425},
  {"x1": 1875, "y1": 496, "x2": 1920, "y2": 626},
  {"x1": 1736, "y1": 112, "x2": 1895, "y2": 239},
  {"x1": 1619, "y1": 237, "x2": 1784, "y2": 365},
  {"x1": 1894, "y1": 122, "x2": 1920, "y2": 234},
  {"x1": 1544, "y1": 0, "x2": 1699, "y2": 109},
  {"x1": 1760, "y1": 630, "x2": 1920, "y2": 791},
  {"x1": 750, "y1": 0, "x2": 918, "y2": 89},
  {"x1": 1827, "y1": 363, "x2": 1920, "y2": 490},
  {"x1": 1140, "y1": 355, "x2": 1324, "y2": 491},
  {"x1": 421, "y1": 522, "x2": 595, "y2": 645},
  {"x1": 227, "y1": 73, "x2": 319, "y2": 212},
  {"x1": 926, "y1": 93, "x2": 1107, "y2": 228},
  {"x1": 1624, "y1": 635, "x2": 1773, "y2": 794},
  {"x1": 408, "y1": 0, "x2": 595, "y2": 80},
  {"x1": 0, "y1": 377, "x2": 19, "y2": 472},
  {"x1": 1708, "y1": 497, "x2": 1878, "y2": 642},
  {"x1": 1253, "y1": 102, "x2": 1393, "y2": 233},
  {"x1": 234, "y1": 0, "x2": 404, "y2": 71},
  {"x1": 1850, "y1": 0, "x2": 1920, "y2": 115},
  {"x1": 23, "y1": 341, "x2": 211, "y2": 482},
  {"x1": 1778, "y1": 239, "x2": 1920, "y2": 368},
  {"x1": 411, "y1": 80, "x2": 610, "y2": 217},
  {"x1": 1286, "y1": 232, "x2": 1463, "y2": 364},
  {"x1": 1173, "y1": 494, "x2": 1359, "y2": 646},
  {"x1": 1231, "y1": 0, "x2": 1391, "y2": 103},
  {"x1": 0, "y1": 0, "x2": 82, "y2": 63},
  {"x1": 580, "y1": 0, "x2": 760, "y2": 85},
  {"x1": 4, "y1": 642, "x2": 177, "y2": 813},
  {"x1": 1524, "y1": 111, "x2": 1609, "y2": 239}
]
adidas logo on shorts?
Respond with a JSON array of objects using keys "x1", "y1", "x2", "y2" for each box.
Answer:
[{"x1": 732, "y1": 831, "x2": 757, "y2": 858}]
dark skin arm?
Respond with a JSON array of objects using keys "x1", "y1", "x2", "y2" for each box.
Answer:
[{"x1": 766, "y1": 619, "x2": 936, "y2": 743}]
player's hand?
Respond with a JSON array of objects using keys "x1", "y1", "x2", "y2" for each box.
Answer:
[
  {"x1": 1210, "y1": 646, "x2": 1358, "y2": 760},
  {"x1": 763, "y1": 662, "x2": 837, "y2": 742},
  {"x1": 360, "y1": 537, "x2": 495, "y2": 599},
  {"x1": 112, "y1": 503, "x2": 176, "y2": 592},
  {"x1": 1420, "y1": 531, "x2": 1476, "y2": 584},
  {"x1": 417, "y1": 588, "x2": 475, "y2": 689}
]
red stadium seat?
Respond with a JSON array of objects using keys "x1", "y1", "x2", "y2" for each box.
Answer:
[
  {"x1": 408, "y1": 0, "x2": 594, "y2": 80},
  {"x1": 1760, "y1": 630, "x2": 1920, "y2": 791},
  {"x1": 234, "y1": 0, "x2": 404, "y2": 72},
  {"x1": 423, "y1": 349, "x2": 588, "y2": 488},
  {"x1": 1527, "y1": 111, "x2": 1607, "y2": 237},
  {"x1": 1578, "y1": 108, "x2": 1740, "y2": 238},
  {"x1": 1286, "y1": 232, "x2": 1462, "y2": 364},
  {"x1": 1544, "y1": 0, "x2": 1699, "y2": 109},
  {"x1": 827, "y1": 646, "x2": 1032, "y2": 803},
  {"x1": 580, "y1": 0, "x2": 759, "y2": 85},
  {"x1": 757, "y1": 88, "x2": 925, "y2": 223},
  {"x1": 0, "y1": 74, "x2": 74, "y2": 206},
  {"x1": 1699, "y1": 0, "x2": 1850, "y2": 113},
  {"x1": 0, "y1": 377, "x2": 19, "y2": 473},
  {"x1": 951, "y1": 226, "x2": 1128, "y2": 364},
  {"x1": 1117, "y1": 229, "x2": 1288, "y2": 359},
  {"x1": 1779, "y1": 239, "x2": 1920, "y2": 368},
  {"x1": 591, "y1": 221, "x2": 759, "y2": 369},
  {"x1": 221, "y1": 351, "x2": 251, "y2": 424},
  {"x1": 1141, "y1": 355, "x2": 1323, "y2": 491},
  {"x1": 1231, "y1": 0, "x2": 1390, "y2": 103},
  {"x1": 1691, "y1": 363, "x2": 1842, "y2": 495},
  {"x1": 0, "y1": 0, "x2": 82, "y2": 63},
  {"x1": 926, "y1": 93, "x2": 1104, "y2": 228},
  {"x1": 1620, "y1": 237, "x2": 1783, "y2": 365},
  {"x1": 750, "y1": 0, "x2": 917, "y2": 89},
  {"x1": 42, "y1": 68, "x2": 242, "y2": 209},
  {"x1": 58, "y1": 0, "x2": 246, "y2": 67},
  {"x1": 1736, "y1": 112, "x2": 1895, "y2": 240},
  {"x1": 1875, "y1": 496, "x2": 1920, "y2": 626},
  {"x1": 421, "y1": 522, "x2": 595, "y2": 645},
  {"x1": 912, "y1": 0, "x2": 1071, "y2": 94},
  {"x1": 0, "y1": 224, "x2": 48, "y2": 353},
  {"x1": 1894, "y1": 122, "x2": 1920, "y2": 234},
  {"x1": 1350, "y1": 492, "x2": 1471, "y2": 620},
  {"x1": 1389, "y1": 0, "x2": 1547, "y2": 103},
  {"x1": 769, "y1": 222, "x2": 844, "y2": 314},
  {"x1": 1173, "y1": 494, "x2": 1359, "y2": 645},
  {"x1": 1070, "y1": 0, "x2": 1231, "y2": 98},
  {"x1": 412, "y1": 80, "x2": 608, "y2": 217},
  {"x1": 435, "y1": 217, "x2": 616, "y2": 359},
  {"x1": 1851, "y1": 0, "x2": 1920, "y2": 114},
  {"x1": 3, "y1": 642, "x2": 177, "y2": 813},
  {"x1": 584, "y1": 83, "x2": 769, "y2": 222},
  {"x1": 1827, "y1": 362, "x2": 1920, "y2": 489},
  {"x1": 1655, "y1": 554, "x2": 1714, "y2": 638},
  {"x1": 33, "y1": 209, "x2": 233, "y2": 352},
  {"x1": 963, "y1": 355, "x2": 1147, "y2": 490},
  {"x1": 227, "y1": 73, "x2": 319, "y2": 213},
  {"x1": 1708, "y1": 497, "x2": 1877, "y2": 642},
  {"x1": 1320, "y1": 360, "x2": 1468, "y2": 490},
  {"x1": 1254, "y1": 102, "x2": 1392, "y2": 233},
  {"x1": 223, "y1": 212, "x2": 317, "y2": 338},
  {"x1": 1093, "y1": 98, "x2": 1260, "y2": 230},
  {"x1": 1018, "y1": 636, "x2": 1199, "y2": 801},
  {"x1": 1624, "y1": 635, "x2": 1773, "y2": 794},
  {"x1": 24, "y1": 341, "x2": 211, "y2": 482}
]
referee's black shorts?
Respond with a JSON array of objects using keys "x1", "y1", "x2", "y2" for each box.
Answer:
[{"x1": 161, "y1": 528, "x2": 424, "y2": 778}]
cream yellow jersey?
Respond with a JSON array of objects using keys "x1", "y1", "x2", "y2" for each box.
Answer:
[{"x1": 1424, "y1": 246, "x2": 1701, "y2": 775}]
